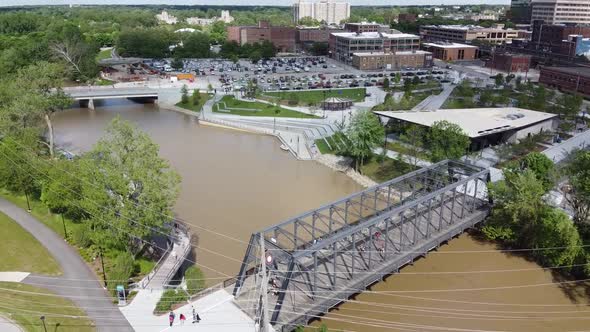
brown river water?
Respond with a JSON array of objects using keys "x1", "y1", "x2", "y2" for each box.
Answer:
[{"x1": 53, "y1": 100, "x2": 589, "y2": 332}]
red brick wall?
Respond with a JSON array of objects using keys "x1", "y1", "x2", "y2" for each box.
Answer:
[{"x1": 539, "y1": 67, "x2": 590, "y2": 96}]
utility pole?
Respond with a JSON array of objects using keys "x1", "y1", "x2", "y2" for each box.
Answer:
[
  {"x1": 61, "y1": 214, "x2": 68, "y2": 241},
  {"x1": 259, "y1": 233, "x2": 270, "y2": 332},
  {"x1": 99, "y1": 247, "x2": 108, "y2": 289}
]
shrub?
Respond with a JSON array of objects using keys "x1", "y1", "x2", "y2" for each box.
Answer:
[
  {"x1": 71, "y1": 223, "x2": 92, "y2": 248},
  {"x1": 154, "y1": 289, "x2": 188, "y2": 314},
  {"x1": 184, "y1": 266, "x2": 206, "y2": 296},
  {"x1": 107, "y1": 251, "x2": 134, "y2": 295}
]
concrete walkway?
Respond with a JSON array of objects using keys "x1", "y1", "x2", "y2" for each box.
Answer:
[
  {"x1": 0, "y1": 315, "x2": 23, "y2": 332},
  {"x1": 373, "y1": 147, "x2": 433, "y2": 168},
  {"x1": 0, "y1": 198, "x2": 132, "y2": 332},
  {"x1": 411, "y1": 83, "x2": 456, "y2": 111},
  {"x1": 120, "y1": 288, "x2": 260, "y2": 332},
  {"x1": 0, "y1": 272, "x2": 29, "y2": 282}
]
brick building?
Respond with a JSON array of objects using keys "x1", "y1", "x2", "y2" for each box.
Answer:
[
  {"x1": 296, "y1": 26, "x2": 344, "y2": 48},
  {"x1": 486, "y1": 53, "x2": 531, "y2": 73},
  {"x1": 226, "y1": 21, "x2": 296, "y2": 52},
  {"x1": 398, "y1": 13, "x2": 417, "y2": 23},
  {"x1": 421, "y1": 42, "x2": 479, "y2": 61},
  {"x1": 531, "y1": 21, "x2": 590, "y2": 50},
  {"x1": 539, "y1": 66, "x2": 590, "y2": 95},
  {"x1": 329, "y1": 31, "x2": 420, "y2": 64},
  {"x1": 352, "y1": 50, "x2": 433, "y2": 70},
  {"x1": 420, "y1": 24, "x2": 523, "y2": 44}
]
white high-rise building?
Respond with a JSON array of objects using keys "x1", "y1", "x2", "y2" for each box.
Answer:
[
  {"x1": 293, "y1": 0, "x2": 351, "y2": 25},
  {"x1": 156, "y1": 10, "x2": 178, "y2": 25},
  {"x1": 531, "y1": 0, "x2": 590, "y2": 24}
]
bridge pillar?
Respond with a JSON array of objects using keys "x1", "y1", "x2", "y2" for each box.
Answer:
[{"x1": 88, "y1": 98, "x2": 95, "y2": 111}]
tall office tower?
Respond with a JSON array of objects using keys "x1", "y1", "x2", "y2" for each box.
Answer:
[
  {"x1": 531, "y1": 0, "x2": 590, "y2": 24},
  {"x1": 293, "y1": 0, "x2": 351, "y2": 25},
  {"x1": 509, "y1": 0, "x2": 533, "y2": 23}
]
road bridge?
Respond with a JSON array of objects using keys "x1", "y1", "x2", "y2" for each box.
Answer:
[
  {"x1": 64, "y1": 87, "x2": 159, "y2": 110},
  {"x1": 232, "y1": 160, "x2": 491, "y2": 331}
]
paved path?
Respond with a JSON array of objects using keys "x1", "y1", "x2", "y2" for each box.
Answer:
[
  {"x1": 0, "y1": 272, "x2": 29, "y2": 282},
  {"x1": 0, "y1": 315, "x2": 23, "y2": 332},
  {"x1": 543, "y1": 129, "x2": 590, "y2": 163},
  {"x1": 0, "y1": 198, "x2": 132, "y2": 332},
  {"x1": 120, "y1": 288, "x2": 261, "y2": 332},
  {"x1": 411, "y1": 83, "x2": 456, "y2": 111},
  {"x1": 139, "y1": 229, "x2": 191, "y2": 290},
  {"x1": 373, "y1": 147, "x2": 433, "y2": 168}
]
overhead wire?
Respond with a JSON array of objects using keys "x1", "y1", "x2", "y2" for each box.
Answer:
[{"x1": 0, "y1": 146, "x2": 232, "y2": 277}]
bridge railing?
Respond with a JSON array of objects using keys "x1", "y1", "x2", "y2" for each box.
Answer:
[{"x1": 232, "y1": 160, "x2": 491, "y2": 330}]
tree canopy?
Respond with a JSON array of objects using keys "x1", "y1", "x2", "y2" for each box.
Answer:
[{"x1": 428, "y1": 120, "x2": 470, "y2": 162}]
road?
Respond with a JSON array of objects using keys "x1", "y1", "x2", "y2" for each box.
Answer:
[{"x1": 0, "y1": 198, "x2": 133, "y2": 332}]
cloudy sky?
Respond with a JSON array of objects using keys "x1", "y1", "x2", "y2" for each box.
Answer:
[{"x1": 0, "y1": 0, "x2": 511, "y2": 7}]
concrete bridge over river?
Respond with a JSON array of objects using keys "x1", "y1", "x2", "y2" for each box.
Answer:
[
  {"x1": 231, "y1": 159, "x2": 491, "y2": 331},
  {"x1": 64, "y1": 87, "x2": 159, "y2": 110}
]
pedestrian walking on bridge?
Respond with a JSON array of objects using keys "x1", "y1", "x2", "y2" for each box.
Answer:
[{"x1": 168, "y1": 311, "x2": 175, "y2": 327}]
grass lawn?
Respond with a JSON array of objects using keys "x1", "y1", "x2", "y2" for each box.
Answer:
[
  {"x1": 215, "y1": 95, "x2": 320, "y2": 118},
  {"x1": 176, "y1": 93, "x2": 211, "y2": 112},
  {"x1": 0, "y1": 282, "x2": 95, "y2": 332},
  {"x1": 361, "y1": 156, "x2": 417, "y2": 183},
  {"x1": 314, "y1": 132, "x2": 349, "y2": 154},
  {"x1": 0, "y1": 191, "x2": 153, "y2": 286},
  {"x1": 441, "y1": 98, "x2": 476, "y2": 109},
  {"x1": 264, "y1": 88, "x2": 366, "y2": 105},
  {"x1": 0, "y1": 212, "x2": 61, "y2": 275},
  {"x1": 95, "y1": 48, "x2": 112, "y2": 62}
]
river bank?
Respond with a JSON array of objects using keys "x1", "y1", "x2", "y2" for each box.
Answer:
[{"x1": 52, "y1": 100, "x2": 590, "y2": 332}]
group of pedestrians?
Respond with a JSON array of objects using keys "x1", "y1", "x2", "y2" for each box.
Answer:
[{"x1": 168, "y1": 306, "x2": 201, "y2": 327}]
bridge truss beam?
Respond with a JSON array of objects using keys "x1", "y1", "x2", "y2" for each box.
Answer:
[{"x1": 233, "y1": 160, "x2": 490, "y2": 331}]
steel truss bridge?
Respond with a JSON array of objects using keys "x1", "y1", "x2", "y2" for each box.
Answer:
[{"x1": 232, "y1": 160, "x2": 491, "y2": 331}]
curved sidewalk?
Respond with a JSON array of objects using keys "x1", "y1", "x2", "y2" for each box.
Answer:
[{"x1": 0, "y1": 198, "x2": 133, "y2": 332}]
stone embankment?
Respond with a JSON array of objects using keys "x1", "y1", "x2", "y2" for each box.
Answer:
[{"x1": 315, "y1": 154, "x2": 377, "y2": 188}]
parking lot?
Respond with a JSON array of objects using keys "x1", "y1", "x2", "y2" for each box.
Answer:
[{"x1": 221, "y1": 69, "x2": 450, "y2": 93}]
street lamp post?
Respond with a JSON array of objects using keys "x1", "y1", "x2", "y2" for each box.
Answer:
[{"x1": 40, "y1": 316, "x2": 47, "y2": 332}]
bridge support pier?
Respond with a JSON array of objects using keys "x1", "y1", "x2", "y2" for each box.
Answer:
[{"x1": 79, "y1": 99, "x2": 95, "y2": 110}]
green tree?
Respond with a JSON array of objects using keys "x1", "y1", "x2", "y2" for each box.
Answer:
[
  {"x1": 41, "y1": 158, "x2": 86, "y2": 221},
  {"x1": 171, "y1": 57, "x2": 184, "y2": 70},
  {"x1": 399, "y1": 124, "x2": 426, "y2": 167},
  {"x1": 15, "y1": 62, "x2": 73, "y2": 158},
  {"x1": 494, "y1": 73, "x2": 504, "y2": 87},
  {"x1": 483, "y1": 170, "x2": 546, "y2": 245},
  {"x1": 564, "y1": 150, "x2": 590, "y2": 226},
  {"x1": 520, "y1": 152, "x2": 555, "y2": 191},
  {"x1": 175, "y1": 32, "x2": 211, "y2": 59},
  {"x1": 382, "y1": 77, "x2": 390, "y2": 90},
  {"x1": 0, "y1": 133, "x2": 44, "y2": 211},
  {"x1": 192, "y1": 89, "x2": 201, "y2": 106},
  {"x1": 79, "y1": 117, "x2": 180, "y2": 251},
  {"x1": 180, "y1": 84, "x2": 189, "y2": 104},
  {"x1": 428, "y1": 120, "x2": 470, "y2": 162},
  {"x1": 343, "y1": 110, "x2": 384, "y2": 171},
  {"x1": 534, "y1": 208, "x2": 582, "y2": 267},
  {"x1": 298, "y1": 16, "x2": 321, "y2": 26}
]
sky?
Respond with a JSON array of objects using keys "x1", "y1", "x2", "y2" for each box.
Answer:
[{"x1": 0, "y1": 0, "x2": 511, "y2": 7}]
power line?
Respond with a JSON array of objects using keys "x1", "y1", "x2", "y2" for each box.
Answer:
[{"x1": 0, "y1": 146, "x2": 231, "y2": 278}]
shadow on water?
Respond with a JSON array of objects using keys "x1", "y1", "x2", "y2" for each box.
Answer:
[{"x1": 468, "y1": 229, "x2": 590, "y2": 305}]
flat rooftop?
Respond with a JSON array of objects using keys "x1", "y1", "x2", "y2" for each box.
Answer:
[
  {"x1": 331, "y1": 31, "x2": 419, "y2": 39},
  {"x1": 422, "y1": 42, "x2": 478, "y2": 49},
  {"x1": 421, "y1": 24, "x2": 521, "y2": 32},
  {"x1": 353, "y1": 50, "x2": 431, "y2": 56},
  {"x1": 542, "y1": 66, "x2": 590, "y2": 77},
  {"x1": 374, "y1": 108, "x2": 557, "y2": 138}
]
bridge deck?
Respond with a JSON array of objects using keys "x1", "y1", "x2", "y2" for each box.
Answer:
[{"x1": 233, "y1": 160, "x2": 490, "y2": 331}]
